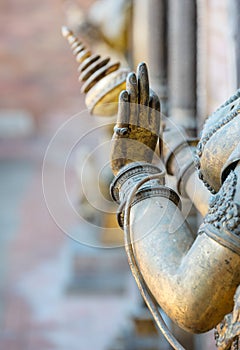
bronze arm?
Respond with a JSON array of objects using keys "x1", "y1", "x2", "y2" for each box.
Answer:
[
  {"x1": 111, "y1": 161, "x2": 240, "y2": 333},
  {"x1": 62, "y1": 26, "x2": 240, "y2": 347},
  {"x1": 110, "y1": 65, "x2": 240, "y2": 334},
  {"x1": 161, "y1": 117, "x2": 210, "y2": 216}
]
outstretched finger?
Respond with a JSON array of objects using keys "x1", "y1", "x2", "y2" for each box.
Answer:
[
  {"x1": 137, "y1": 63, "x2": 149, "y2": 129},
  {"x1": 149, "y1": 89, "x2": 161, "y2": 134},
  {"x1": 126, "y1": 72, "x2": 137, "y2": 104},
  {"x1": 126, "y1": 72, "x2": 138, "y2": 126},
  {"x1": 114, "y1": 90, "x2": 130, "y2": 136},
  {"x1": 149, "y1": 89, "x2": 160, "y2": 113},
  {"x1": 137, "y1": 62, "x2": 149, "y2": 106}
]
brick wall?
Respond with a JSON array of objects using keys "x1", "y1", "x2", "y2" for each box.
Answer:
[{"x1": 0, "y1": 0, "x2": 95, "y2": 125}]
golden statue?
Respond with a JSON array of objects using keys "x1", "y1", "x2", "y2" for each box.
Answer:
[
  {"x1": 62, "y1": 27, "x2": 240, "y2": 350},
  {"x1": 109, "y1": 62, "x2": 240, "y2": 349}
]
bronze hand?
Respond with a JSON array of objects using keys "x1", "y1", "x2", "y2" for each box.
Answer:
[{"x1": 110, "y1": 62, "x2": 161, "y2": 175}]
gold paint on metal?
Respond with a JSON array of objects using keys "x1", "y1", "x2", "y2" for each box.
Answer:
[
  {"x1": 62, "y1": 26, "x2": 130, "y2": 116},
  {"x1": 85, "y1": 69, "x2": 129, "y2": 116},
  {"x1": 81, "y1": 62, "x2": 120, "y2": 93}
]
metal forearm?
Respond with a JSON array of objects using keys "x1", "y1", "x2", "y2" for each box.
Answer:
[
  {"x1": 161, "y1": 117, "x2": 210, "y2": 216},
  {"x1": 111, "y1": 88, "x2": 240, "y2": 334}
]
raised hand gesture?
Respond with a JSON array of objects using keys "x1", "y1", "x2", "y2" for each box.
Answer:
[{"x1": 110, "y1": 62, "x2": 161, "y2": 175}]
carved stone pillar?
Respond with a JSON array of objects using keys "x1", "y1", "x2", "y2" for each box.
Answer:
[
  {"x1": 146, "y1": 0, "x2": 168, "y2": 116},
  {"x1": 132, "y1": 0, "x2": 149, "y2": 66},
  {"x1": 235, "y1": 0, "x2": 240, "y2": 86},
  {"x1": 233, "y1": 3, "x2": 240, "y2": 349},
  {"x1": 167, "y1": 2, "x2": 197, "y2": 348},
  {"x1": 132, "y1": 0, "x2": 168, "y2": 115},
  {"x1": 168, "y1": 0, "x2": 197, "y2": 135}
]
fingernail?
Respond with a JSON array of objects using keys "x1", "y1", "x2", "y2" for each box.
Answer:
[
  {"x1": 138, "y1": 62, "x2": 147, "y2": 73},
  {"x1": 120, "y1": 90, "x2": 129, "y2": 102},
  {"x1": 128, "y1": 72, "x2": 137, "y2": 85}
]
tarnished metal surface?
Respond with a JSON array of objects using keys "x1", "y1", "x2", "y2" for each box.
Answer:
[
  {"x1": 162, "y1": 116, "x2": 210, "y2": 216},
  {"x1": 110, "y1": 64, "x2": 240, "y2": 334},
  {"x1": 110, "y1": 63, "x2": 160, "y2": 175},
  {"x1": 62, "y1": 19, "x2": 240, "y2": 344},
  {"x1": 195, "y1": 91, "x2": 240, "y2": 193},
  {"x1": 111, "y1": 163, "x2": 240, "y2": 333},
  {"x1": 215, "y1": 285, "x2": 240, "y2": 350},
  {"x1": 130, "y1": 196, "x2": 240, "y2": 333}
]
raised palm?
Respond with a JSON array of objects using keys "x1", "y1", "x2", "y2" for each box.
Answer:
[{"x1": 110, "y1": 62, "x2": 161, "y2": 175}]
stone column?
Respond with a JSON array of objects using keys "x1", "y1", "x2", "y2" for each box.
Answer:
[
  {"x1": 167, "y1": 2, "x2": 197, "y2": 348},
  {"x1": 146, "y1": 0, "x2": 168, "y2": 116},
  {"x1": 168, "y1": 0, "x2": 197, "y2": 135},
  {"x1": 132, "y1": 0, "x2": 168, "y2": 115},
  {"x1": 234, "y1": 0, "x2": 240, "y2": 86},
  {"x1": 132, "y1": 0, "x2": 149, "y2": 66}
]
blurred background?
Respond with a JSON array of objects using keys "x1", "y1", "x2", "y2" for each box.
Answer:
[{"x1": 0, "y1": 0, "x2": 240, "y2": 349}]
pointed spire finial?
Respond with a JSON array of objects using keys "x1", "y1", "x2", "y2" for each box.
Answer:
[{"x1": 62, "y1": 26, "x2": 129, "y2": 116}]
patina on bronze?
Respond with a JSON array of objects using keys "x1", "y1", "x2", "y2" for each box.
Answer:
[
  {"x1": 195, "y1": 91, "x2": 240, "y2": 194},
  {"x1": 110, "y1": 62, "x2": 160, "y2": 175},
  {"x1": 161, "y1": 116, "x2": 210, "y2": 216},
  {"x1": 110, "y1": 64, "x2": 240, "y2": 336},
  {"x1": 215, "y1": 285, "x2": 240, "y2": 350},
  {"x1": 63, "y1": 24, "x2": 240, "y2": 344}
]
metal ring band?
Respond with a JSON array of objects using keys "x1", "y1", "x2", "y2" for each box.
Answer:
[
  {"x1": 199, "y1": 224, "x2": 240, "y2": 256},
  {"x1": 176, "y1": 161, "x2": 196, "y2": 198},
  {"x1": 110, "y1": 162, "x2": 165, "y2": 203},
  {"x1": 164, "y1": 138, "x2": 198, "y2": 175},
  {"x1": 117, "y1": 185, "x2": 181, "y2": 229}
]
